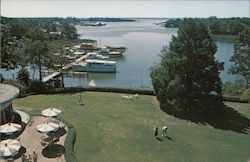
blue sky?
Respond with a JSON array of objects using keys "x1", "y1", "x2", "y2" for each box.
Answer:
[{"x1": 1, "y1": 0, "x2": 249, "y2": 18}]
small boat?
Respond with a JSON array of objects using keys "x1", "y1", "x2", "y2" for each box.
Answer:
[
  {"x1": 109, "y1": 51, "x2": 122, "y2": 56},
  {"x1": 107, "y1": 46, "x2": 127, "y2": 53},
  {"x1": 106, "y1": 46, "x2": 127, "y2": 56},
  {"x1": 88, "y1": 79, "x2": 96, "y2": 87},
  {"x1": 72, "y1": 59, "x2": 116, "y2": 73}
]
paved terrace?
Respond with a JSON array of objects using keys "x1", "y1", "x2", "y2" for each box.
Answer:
[{"x1": 0, "y1": 116, "x2": 68, "y2": 162}]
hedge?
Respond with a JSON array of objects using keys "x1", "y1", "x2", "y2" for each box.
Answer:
[
  {"x1": 43, "y1": 86, "x2": 250, "y2": 103},
  {"x1": 222, "y1": 95, "x2": 249, "y2": 103},
  {"x1": 49, "y1": 86, "x2": 155, "y2": 96},
  {"x1": 58, "y1": 117, "x2": 77, "y2": 162}
]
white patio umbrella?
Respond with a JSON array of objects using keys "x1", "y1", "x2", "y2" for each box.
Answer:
[
  {"x1": 0, "y1": 139, "x2": 21, "y2": 157},
  {"x1": 36, "y1": 122, "x2": 60, "y2": 133},
  {"x1": 41, "y1": 108, "x2": 62, "y2": 117},
  {"x1": 0, "y1": 123, "x2": 22, "y2": 134}
]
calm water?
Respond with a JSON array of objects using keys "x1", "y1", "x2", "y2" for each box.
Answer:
[{"x1": 2, "y1": 19, "x2": 236, "y2": 87}]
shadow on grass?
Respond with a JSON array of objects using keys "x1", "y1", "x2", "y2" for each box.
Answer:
[
  {"x1": 42, "y1": 144, "x2": 65, "y2": 158},
  {"x1": 160, "y1": 103, "x2": 250, "y2": 134},
  {"x1": 156, "y1": 137, "x2": 163, "y2": 141}
]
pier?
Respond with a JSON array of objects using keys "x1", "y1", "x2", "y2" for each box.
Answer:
[{"x1": 42, "y1": 53, "x2": 90, "y2": 82}]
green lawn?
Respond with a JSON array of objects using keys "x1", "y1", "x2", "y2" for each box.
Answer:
[{"x1": 13, "y1": 92, "x2": 250, "y2": 162}]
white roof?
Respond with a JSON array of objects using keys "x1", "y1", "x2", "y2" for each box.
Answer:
[{"x1": 86, "y1": 59, "x2": 116, "y2": 64}]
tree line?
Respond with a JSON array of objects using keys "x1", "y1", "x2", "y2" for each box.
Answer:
[{"x1": 164, "y1": 17, "x2": 250, "y2": 35}]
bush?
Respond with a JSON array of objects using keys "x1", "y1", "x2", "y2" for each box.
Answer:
[
  {"x1": 0, "y1": 74, "x2": 4, "y2": 83},
  {"x1": 17, "y1": 68, "x2": 30, "y2": 87},
  {"x1": 222, "y1": 95, "x2": 249, "y2": 103},
  {"x1": 241, "y1": 89, "x2": 250, "y2": 102},
  {"x1": 29, "y1": 80, "x2": 48, "y2": 94},
  {"x1": 59, "y1": 118, "x2": 77, "y2": 162},
  {"x1": 222, "y1": 81, "x2": 246, "y2": 97},
  {"x1": 50, "y1": 86, "x2": 155, "y2": 95}
]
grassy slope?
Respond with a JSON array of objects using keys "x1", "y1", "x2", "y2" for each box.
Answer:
[{"x1": 13, "y1": 92, "x2": 250, "y2": 162}]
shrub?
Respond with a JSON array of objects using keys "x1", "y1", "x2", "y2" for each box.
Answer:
[
  {"x1": 222, "y1": 81, "x2": 246, "y2": 97},
  {"x1": 241, "y1": 89, "x2": 250, "y2": 102},
  {"x1": 29, "y1": 80, "x2": 48, "y2": 94},
  {"x1": 51, "y1": 86, "x2": 155, "y2": 95},
  {"x1": 17, "y1": 68, "x2": 30, "y2": 87},
  {"x1": 222, "y1": 95, "x2": 249, "y2": 103},
  {"x1": 59, "y1": 118, "x2": 77, "y2": 162}
]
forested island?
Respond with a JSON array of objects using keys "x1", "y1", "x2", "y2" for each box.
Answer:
[{"x1": 164, "y1": 17, "x2": 250, "y2": 35}]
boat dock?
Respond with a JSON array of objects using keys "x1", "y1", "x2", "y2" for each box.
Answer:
[{"x1": 42, "y1": 53, "x2": 90, "y2": 82}]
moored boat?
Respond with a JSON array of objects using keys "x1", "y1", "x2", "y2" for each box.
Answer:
[
  {"x1": 109, "y1": 51, "x2": 122, "y2": 56},
  {"x1": 72, "y1": 59, "x2": 116, "y2": 73}
]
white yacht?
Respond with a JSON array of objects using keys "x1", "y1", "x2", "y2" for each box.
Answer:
[{"x1": 72, "y1": 59, "x2": 116, "y2": 73}]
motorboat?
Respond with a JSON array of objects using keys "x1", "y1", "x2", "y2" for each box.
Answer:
[
  {"x1": 72, "y1": 59, "x2": 116, "y2": 73},
  {"x1": 109, "y1": 51, "x2": 122, "y2": 56}
]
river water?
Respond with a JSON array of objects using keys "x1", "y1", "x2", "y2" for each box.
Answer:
[{"x1": 2, "y1": 19, "x2": 236, "y2": 88}]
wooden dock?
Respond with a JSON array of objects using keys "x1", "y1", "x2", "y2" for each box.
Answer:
[{"x1": 42, "y1": 53, "x2": 90, "y2": 82}]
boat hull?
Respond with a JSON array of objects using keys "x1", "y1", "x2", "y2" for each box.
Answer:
[{"x1": 72, "y1": 64, "x2": 116, "y2": 73}]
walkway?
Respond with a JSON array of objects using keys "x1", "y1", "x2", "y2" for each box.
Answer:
[{"x1": 42, "y1": 53, "x2": 91, "y2": 83}]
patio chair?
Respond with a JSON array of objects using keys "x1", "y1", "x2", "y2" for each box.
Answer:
[
  {"x1": 41, "y1": 140, "x2": 48, "y2": 146},
  {"x1": 28, "y1": 118, "x2": 34, "y2": 126},
  {"x1": 53, "y1": 136, "x2": 60, "y2": 143}
]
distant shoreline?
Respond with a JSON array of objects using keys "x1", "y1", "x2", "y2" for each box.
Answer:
[{"x1": 77, "y1": 18, "x2": 136, "y2": 22}]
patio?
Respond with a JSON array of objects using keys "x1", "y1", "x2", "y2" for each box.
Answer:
[{"x1": 0, "y1": 116, "x2": 68, "y2": 162}]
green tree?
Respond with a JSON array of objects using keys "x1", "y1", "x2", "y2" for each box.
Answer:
[
  {"x1": 229, "y1": 27, "x2": 250, "y2": 87},
  {"x1": 61, "y1": 23, "x2": 78, "y2": 39},
  {"x1": 25, "y1": 40, "x2": 50, "y2": 81},
  {"x1": 27, "y1": 26, "x2": 49, "y2": 41},
  {"x1": 151, "y1": 19, "x2": 224, "y2": 116},
  {"x1": 50, "y1": 46, "x2": 71, "y2": 87},
  {"x1": 1, "y1": 25, "x2": 18, "y2": 68}
]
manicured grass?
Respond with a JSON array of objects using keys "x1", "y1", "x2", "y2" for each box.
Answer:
[{"x1": 13, "y1": 92, "x2": 250, "y2": 162}]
